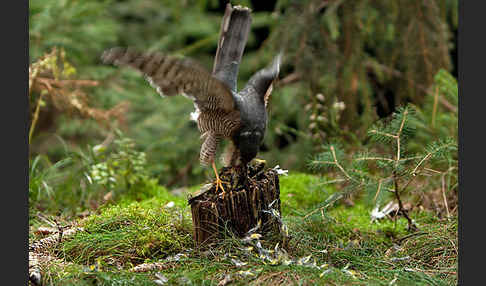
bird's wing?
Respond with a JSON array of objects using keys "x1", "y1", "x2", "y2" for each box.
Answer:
[
  {"x1": 101, "y1": 47, "x2": 236, "y2": 113},
  {"x1": 241, "y1": 53, "x2": 282, "y2": 108}
]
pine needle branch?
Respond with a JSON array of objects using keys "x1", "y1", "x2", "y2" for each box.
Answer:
[
  {"x1": 368, "y1": 130, "x2": 397, "y2": 139},
  {"x1": 373, "y1": 179, "x2": 383, "y2": 203},
  {"x1": 355, "y1": 157, "x2": 394, "y2": 162},
  {"x1": 411, "y1": 140, "x2": 456, "y2": 175},
  {"x1": 330, "y1": 145, "x2": 352, "y2": 180}
]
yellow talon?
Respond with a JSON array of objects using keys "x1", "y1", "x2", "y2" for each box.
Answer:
[{"x1": 212, "y1": 161, "x2": 228, "y2": 198}]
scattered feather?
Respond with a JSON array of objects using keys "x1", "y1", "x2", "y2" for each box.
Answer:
[
  {"x1": 371, "y1": 201, "x2": 399, "y2": 222},
  {"x1": 242, "y1": 233, "x2": 262, "y2": 243},
  {"x1": 280, "y1": 224, "x2": 289, "y2": 237},
  {"x1": 250, "y1": 233, "x2": 262, "y2": 240},
  {"x1": 283, "y1": 259, "x2": 293, "y2": 266},
  {"x1": 320, "y1": 268, "x2": 333, "y2": 277},
  {"x1": 154, "y1": 273, "x2": 168, "y2": 285},
  {"x1": 164, "y1": 201, "x2": 175, "y2": 208},
  {"x1": 239, "y1": 246, "x2": 254, "y2": 252},
  {"x1": 390, "y1": 256, "x2": 411, "y2": 262},
  {"x1": 237, "y1": 269, "x2": 256, "y2": 277},
  {"x1": 166, "y1": 253, "x2": 187, "y2": 262},
  {"x1": 190, "y1": 105, "x2": 200, "y2": 122},
  {"x1": 217, "y1": 274, "x2": 233, "y2": 286},
  {"x1": 272, "y1": 165, "x2": 289, "y2": 176},
  {"x1": 268, "y1": 199, "x2": 278, "y2": 208},
  {"x1": 343, "y1": 269, "x2": 358, "y2": 279},
  {"x1": 246, "y1": 220, "x2": 261, "y2": 235},
  {"x1": 231, "y1": 258, "x2": 247, "y2": 267},
  {"x1": 130, "y1": 262, "x2": 169, "y2": 273}
]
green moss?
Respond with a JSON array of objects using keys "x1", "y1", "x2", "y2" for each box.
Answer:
[
  {"x1": 62, "y1": 195, "x2": 192, "y2": 266},
  {"x1": 329, "y1": 204, "x2": 408, "y2": 237},
  {"x1": 117, "y1": 180, "x2": 188, "y2": 207},
  {"x1": 280, "y1": 173, "x2": 336, "y2": 215}
]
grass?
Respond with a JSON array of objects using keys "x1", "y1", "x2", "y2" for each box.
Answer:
[
  {"x1": 61, "y1": 197, "x2": 192, "y2": 266},
  {"x1": 31, "y1": 173, "x2": 457, "y2": 285}
]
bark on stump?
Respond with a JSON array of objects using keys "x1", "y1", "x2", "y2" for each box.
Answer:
[{"x1": 188, "y1": 161, "x2": 282, "y2": 246}]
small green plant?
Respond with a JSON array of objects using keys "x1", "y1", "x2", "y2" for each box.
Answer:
[
  {"x1": 308, "y1": 71, "x2": 458, "y2": 231},
  {"x1": 88, "y1": 132, "x2": 150, "y2": 193}
]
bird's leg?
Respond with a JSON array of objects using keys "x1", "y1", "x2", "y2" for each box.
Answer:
[{"x1": 212, "y1": 161, "x2": 228, "y2": 199}]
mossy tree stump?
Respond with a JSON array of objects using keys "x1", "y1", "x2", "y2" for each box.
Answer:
[{"x1": 188, "y1": 161, "x2": 282, "y2": 246}]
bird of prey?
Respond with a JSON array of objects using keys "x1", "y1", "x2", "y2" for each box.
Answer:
[{"x1": 101, "y1": 5, "x2": 281, "y2": 196}]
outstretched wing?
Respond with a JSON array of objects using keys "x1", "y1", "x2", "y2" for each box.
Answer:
[
  {"x1": 240, "y1": 53, "x2": 282, "y2": 109},
  {"x1": 101, "y1": 47, "x2": 236, "y2": 113}
]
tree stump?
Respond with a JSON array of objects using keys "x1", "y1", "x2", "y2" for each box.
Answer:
[{"x1": 188, "y1": 160, "x2": 282, "y2": 246}]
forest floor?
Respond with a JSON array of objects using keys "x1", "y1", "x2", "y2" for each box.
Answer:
[{"x1": 29, "y1": 173, "x2": 457, "y2": 286}]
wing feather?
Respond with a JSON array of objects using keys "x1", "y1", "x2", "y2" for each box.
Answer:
[{"x1": 101, "y1": 47, "x2": 236, "y2": 113}]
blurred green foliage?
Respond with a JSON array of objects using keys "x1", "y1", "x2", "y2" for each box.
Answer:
[{"x1": 268, "y1": 0, "x2": 457, "y2": 142}]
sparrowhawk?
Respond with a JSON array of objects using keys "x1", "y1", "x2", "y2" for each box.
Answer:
[{"x1": 101, "y1": 5, "x2": 281, "y2": 195}]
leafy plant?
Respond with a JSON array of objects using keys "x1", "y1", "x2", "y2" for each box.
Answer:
[
  {"x1": 29, "y1": 0, "x2": 120, "y2": 66},
  {"x1": 88, "y1": 131, "x2": 151, "y2": 195}
]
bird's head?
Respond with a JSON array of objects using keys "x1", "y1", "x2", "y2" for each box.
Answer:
[{"x1": 237, "y1": 129, "x2": 264, "y2": 165}]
